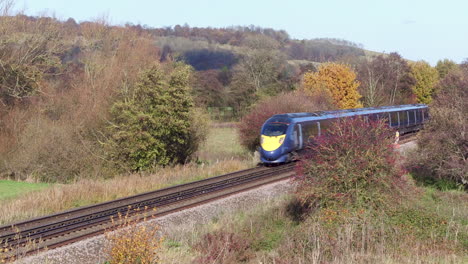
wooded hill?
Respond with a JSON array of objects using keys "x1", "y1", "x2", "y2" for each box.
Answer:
[{"x1": 1, "y1": 13, "x2": 464, "y2": 182}]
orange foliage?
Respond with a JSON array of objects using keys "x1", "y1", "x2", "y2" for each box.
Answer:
[{"x1": 303, "y1": 63, "x2": 363, "y2": 109}]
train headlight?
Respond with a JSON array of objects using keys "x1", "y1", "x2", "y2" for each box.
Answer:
[
  {"x1": 279, "y1": 137, "x2": 284, "y2": 144},
  {"x1": 260, "y1": 136, "x2": 264, "y2": 144}
]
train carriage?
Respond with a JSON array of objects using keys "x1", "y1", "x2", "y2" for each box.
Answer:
[{"x1": 259, "y1": 104, "x2": 429, "y2": 164}]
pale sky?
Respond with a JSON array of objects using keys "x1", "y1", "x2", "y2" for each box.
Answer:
[{"x1": 16, "y1": 0, "x2": 468, "y2": 65}]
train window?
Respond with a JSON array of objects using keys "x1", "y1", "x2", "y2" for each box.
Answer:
[
  {"x1": 408, "y1": 110, "x2": 415, "y2": 124},
  {"x1": 389, "y1": 112, "x2": 399, "y2": 127},
  {"x1": 381, "y1": 113, "x2": 390, "y2": 125},
  {"x1": 423, "y1": 108, "x2": 429, "y2": 121},
  {"x1": 415, "y1": 110, "x2": 423, "y2": 123},
  {"x1": 262, "y1": 123, "x2": 288, "y2": 136},
  {"x1": 302, "y1": 122, "x2": 319, "y2": 142},
  {"x1": 369, "y1": 113, "x2": 379, "y2": 122},
  {"x1": 294, "y1": 124, "x2": 303, "y2": 149},
  {"x1": 319, "y1": 119, "x2": 336, "y2": 135},
  {"x1": 293, "y1": 129, "x2": 298, "y2": 146},
  {"x1": 362, "y1": 115, "x2": 369, "y2": 123},
  {"x1": 399, "y1": 111, "x2": 408, "y2": 126}
]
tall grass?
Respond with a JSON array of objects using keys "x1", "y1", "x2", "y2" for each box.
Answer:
[{"x1": 0, "y1": 160, "x2": 249, "y2": 225}]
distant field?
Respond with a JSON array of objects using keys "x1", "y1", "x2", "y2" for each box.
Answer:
[
  {"x1": 197, "y1": 124, "x2": 250, "y2": 162},
  {"x1": 0, "y1": 180, "x2": 49, "y2": 200}
]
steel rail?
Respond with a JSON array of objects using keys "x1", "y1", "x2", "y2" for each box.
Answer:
[{"x1": 1, "y1": 163, "x2": 295, "y2": 261}]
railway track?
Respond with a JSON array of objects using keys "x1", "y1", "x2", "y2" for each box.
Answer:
[
  {"x1": 398, "y1": 132, "x2": 417, "y2": 145},
  {"x1": 0, "y1": 163, "x2": 295, "y2": 261}
]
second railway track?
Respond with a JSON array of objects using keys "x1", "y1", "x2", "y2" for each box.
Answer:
[{"x1": 0, "y1": 163, "x2": 295, "y2": 261}]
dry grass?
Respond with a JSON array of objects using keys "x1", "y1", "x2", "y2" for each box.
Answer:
[
  {"x1": 0, "y1": 160, "x2": 250, "y2": 225},
  {"x1": 155, "y1": 188, "x2": 467, "y2": 264}
]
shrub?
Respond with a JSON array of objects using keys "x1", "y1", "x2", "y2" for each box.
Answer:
[
  {"x1": 409, "y1": 68, "x2": 467, "y2": 186},
  {"x1": 238, "y1": 91, "x2": 331, "y2": 152},
  {"x1": 106, "y1": 62, "x2": 205, "y2": 171},
  {"x1": 193, "y1": 230, "x2": 252, "y2": 264},
  {"x1": 4, "y1": 118, "x2": 104, "y2": 182},
  {"x1": 0, "y1": 61, "x2": 41, "y2": 106},
  {"x1": 105, "y1": 210, "x2": 163, "y2": 264},
  {"x1": 295, "y1": 117, "x2": 407, "y2": 209}
]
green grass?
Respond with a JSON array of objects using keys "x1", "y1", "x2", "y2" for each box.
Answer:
[
  {"x1": 0, "y1": 180, "x2": 50, "y2": 200},
  {"x1": 197, "y1": 125, "x2": 250, "y2": 162}
]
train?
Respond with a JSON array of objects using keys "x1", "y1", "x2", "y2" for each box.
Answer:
[{"x1": 259, "y1": 104, "x2": 429, "y2": 164}]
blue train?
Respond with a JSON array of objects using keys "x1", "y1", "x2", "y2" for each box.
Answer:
[{"x1": 259, "y1": 104, "x2": 429, "y2": 164}]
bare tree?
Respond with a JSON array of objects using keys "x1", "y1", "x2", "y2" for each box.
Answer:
[{"x1": 0, "y1": 0, "x2": 14, "y2": 16}]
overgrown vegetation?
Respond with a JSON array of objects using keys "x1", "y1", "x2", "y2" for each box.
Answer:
[
  {"x1": 409, "y1": 65, "x2": 467, "y2": 187},
  {"x1": 105, "y1": 209, "x2": 163, "y2": 264},
  {"x1": 295, "y1": 118, "x2": 406, "y2": 209}
]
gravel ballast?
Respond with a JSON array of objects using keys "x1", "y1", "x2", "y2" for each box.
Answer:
[{"x1": 16, "y1": 178, "x2": 295, "y2": 264}]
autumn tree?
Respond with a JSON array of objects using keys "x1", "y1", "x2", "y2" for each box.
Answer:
[
  {"x1": 303, "y1": 63, "x2": 362, "y2": 109},
  {"x1": 409, "y1": 61, "x2": 439, "y2": 104},
  {"x1": 410, "y1": 67, "x2": 467, "y2": 185},
  {"x1": 435, "y1": 59, "x2": 458, "y2": 79}
]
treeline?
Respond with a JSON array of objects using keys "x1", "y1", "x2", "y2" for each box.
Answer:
[
  {"x1": 0, "y1": 9, "x2": 465, "y2": 184},
  {"x1": 0, "y1": 14, "x2": 208, "y2": 182}
]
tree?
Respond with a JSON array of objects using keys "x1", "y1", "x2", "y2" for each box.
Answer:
[
  {"x1": 435, "y1": 59, "x2": 458, "y2": 79},
  {"x1": 357, "y1": 53, "x2": 415, "y2": 107},
  {"x1": 303, "y1": 63, "x2": 362, "y2": 109},
  {"x1": 409, "y1": 61, "x2": 439, "y2": 104},
  {"x1": 107, "y1": 63, "x2": 197, "y2": 171},
  {"x1": 192, "y1": 70, "x2": 225, "y2": 107},
  {"x1": 410, "y1": 67, "x2": 467, "y2": 185},
  {"x1": 356, "y1": 58, "x2": 384, "y2": 107},
  {"x1": 0, "y1": 61, "x2": 40, "y2": 106}
]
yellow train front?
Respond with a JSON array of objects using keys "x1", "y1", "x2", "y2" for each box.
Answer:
[{"x1": 259, "y1": 115, "x2": 297, "y2": 164}]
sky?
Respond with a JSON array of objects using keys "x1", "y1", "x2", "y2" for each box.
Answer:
[{"x1": 15, "y1": 0, "x2": 468, "y2": 65}]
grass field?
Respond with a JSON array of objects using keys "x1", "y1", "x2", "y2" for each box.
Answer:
[
  {"x1": 196, "y1": 125, "x2": 251, "y2": 163},
  {"x1": 0, "y1": 180, "x2": 49, "y2": 200}
]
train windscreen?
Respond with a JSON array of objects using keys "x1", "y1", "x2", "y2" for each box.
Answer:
[{"x1": 262, "y1": 123, "x2": 288, "y2": 136}]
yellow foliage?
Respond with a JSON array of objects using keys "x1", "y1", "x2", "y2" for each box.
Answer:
[
  {"x1": 105, "y1": 208, "x2": 163, "y2": 264},
  {"x1": 409, "y1": 61, "x2": 439, "y2": 104},
  {"x1": 303, "y1": 63, "x2": 363, "y2": 109}
]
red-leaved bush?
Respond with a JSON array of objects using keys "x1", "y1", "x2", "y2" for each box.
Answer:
[
  {"x1": 295, "y1": 117, "x2": 408, "y2": 209},
  {"x1": 238, "y1": 91, "x2": 331, "y2": 152}
]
